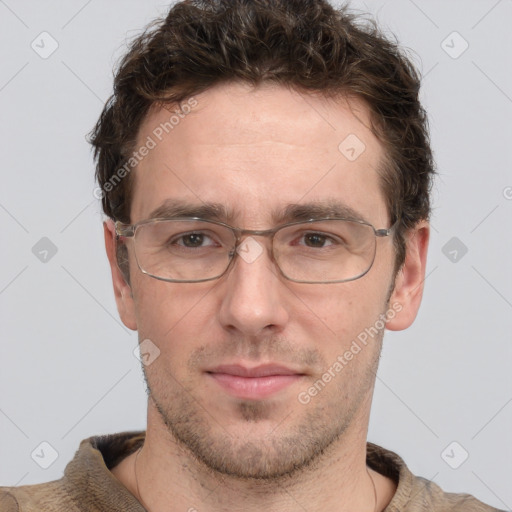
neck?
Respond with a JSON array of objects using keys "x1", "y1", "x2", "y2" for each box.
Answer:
[{"x1": 112, "y1": 398, "x2": 395, "y2": 512}]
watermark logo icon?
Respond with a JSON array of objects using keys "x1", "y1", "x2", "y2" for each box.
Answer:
[
  {"x1": 31, "y1": 441, "x2": 59, "y2": 469},
  {"x1": 134, "y1": 339, "x2": 161, "y2": 366},
  {"x1": 32, "y1": 237, "x2": 58, "y2": 263},
  {"x1": 441, "y1": 31, "x2": 469, "y2": 59},
  {"x1": 338, "y1": 134, "x2": 366, "y2": 162},
  {"x1": 441, "y1": 441, "x2": 469, "y2": 469},
  {"x1": 442, "y1": 236, "x2": 468, "y2": 263},
  {"x1": 237, "y1": 237, "x2": 264, "y2": 264},
  {"x1": 31, "y1": 32, "x2": 59, "y2": 59}
]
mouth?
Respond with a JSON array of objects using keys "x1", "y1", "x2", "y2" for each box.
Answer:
[{"x1": 205, "y1": 364, "x2": 306, "y2": 400}]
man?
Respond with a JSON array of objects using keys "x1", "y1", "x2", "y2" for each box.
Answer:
[{"x1": 0, "y1": 0, "x2": 503, "y2": 510}]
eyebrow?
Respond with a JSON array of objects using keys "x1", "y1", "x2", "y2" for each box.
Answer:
[
  {"x1": 147, "y1": 200, "x2": 233, "y2": 222},
  {"x1": 276, "y1": 202, "x2": 368, "y2": 224},
  {"x1": 146, "y1": 199, "x2": 369, "y2": 225}
]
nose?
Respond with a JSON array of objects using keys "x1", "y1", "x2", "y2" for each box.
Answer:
[{"x1": 217, "y1": 236, "x2": 290, "y2": 337}]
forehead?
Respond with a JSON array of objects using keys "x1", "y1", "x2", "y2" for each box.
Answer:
[{"x1": 130, "y1": 82, "x2": 388, "y2": 227}]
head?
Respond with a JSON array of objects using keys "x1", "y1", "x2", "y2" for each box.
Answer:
[{"x1": 90, "y1": 0, "x2": 433, "y2": 480}]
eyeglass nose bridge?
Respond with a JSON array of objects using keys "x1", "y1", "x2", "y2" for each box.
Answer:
[
  {"x1": 227, "y1": 226, "x2": 281, "y2": 265},
  {"x1": 232, "y1": 225, "x2": 282, "y2": 239}
]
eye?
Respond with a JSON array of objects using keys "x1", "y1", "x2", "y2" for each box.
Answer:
[
  {"x1": 172, "y1": 232, "x2": 217, "y2": 248},
  {"x1": 301, "y1": 232, "x2": 334, "y2": 248}
]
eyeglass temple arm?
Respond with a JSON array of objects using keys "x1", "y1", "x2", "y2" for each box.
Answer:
[
  {"x1": 114, "y1": 221, "x2": 135, "y2": 238},
  {"x1": 375, "y1": 219, "x2": 400, "y2": 238}
]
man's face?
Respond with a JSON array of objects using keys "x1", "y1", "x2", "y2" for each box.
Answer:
[{"x1": 113, "y1": 82, "x2": 414, "y2": 479}]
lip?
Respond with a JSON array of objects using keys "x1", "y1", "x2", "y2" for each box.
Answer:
[{"x1": 206, "y1": 364, "x2": 305, "y2": 400}]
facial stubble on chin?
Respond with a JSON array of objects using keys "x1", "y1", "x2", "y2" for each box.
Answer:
[{"x1": 140, "y1": 329, "x2": 384, "y2": 482}]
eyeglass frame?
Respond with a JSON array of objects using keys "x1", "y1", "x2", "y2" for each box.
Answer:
[{"x1": 115, "y1": 216, "x2": 399, "y2": 284}]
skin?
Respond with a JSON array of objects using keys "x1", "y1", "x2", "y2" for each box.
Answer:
[{"x1": 106, "y1": 82, "x2": 429, "y2": 512}]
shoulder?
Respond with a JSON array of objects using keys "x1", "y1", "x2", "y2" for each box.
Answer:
[
  {"x1": 366, "y1": 442, "x2": 505, "y2": 512},
  {"x1": 0, "y1": 431, "x2": 145, "y2": 512},
  {"x1": 0, "y1": 479, "x2": 79, "y2": 512},
  {"x1": 403, "y1": 475, "x2": 505, "y2": 512}
]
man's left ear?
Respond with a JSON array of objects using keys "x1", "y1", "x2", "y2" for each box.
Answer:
[{"x1": 386, "y1": 221, "x2": 430, "y2": 331}]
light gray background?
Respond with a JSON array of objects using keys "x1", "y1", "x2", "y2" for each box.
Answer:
[{"x1": 1, "y1": 0, "x2": 511, "y2": 509}]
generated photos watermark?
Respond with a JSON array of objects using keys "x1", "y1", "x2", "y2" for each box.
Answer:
[
  {"x1": 93, "y1": 97, "x2": 198, "y2": 200},
  {"x1": 297, "y1": 301, "x2": 402, "y2": 405}
]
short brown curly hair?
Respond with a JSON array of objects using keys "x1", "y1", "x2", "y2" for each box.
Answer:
[{"x1": 89, "y1": 0, "x2": 435, "y2": 272}]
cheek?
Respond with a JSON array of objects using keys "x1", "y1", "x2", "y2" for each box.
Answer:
[
  {"x1": 132, "y1": 278, "x2": 216, "y2": 352},
  {"x1": 291, "y1": 282, "x2": 390, "y2": 378},
  {"x1": 296, "y1": 282, "x2": 384, "y2": 336}
]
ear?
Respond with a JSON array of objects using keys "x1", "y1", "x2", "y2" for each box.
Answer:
[
  {"x1": 103, "y1": 220, "x2": 138, "y2": 331},
  {"x1": 386, "y1": 221, "x2": 430, "y2": 331}
]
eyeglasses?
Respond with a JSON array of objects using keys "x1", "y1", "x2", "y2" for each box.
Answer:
[{"x1": 115, "y1": 217, "x2": 397, "y2": 284}]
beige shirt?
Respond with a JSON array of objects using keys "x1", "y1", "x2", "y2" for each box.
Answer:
[{"x1": 0, "y1": 431, "x2": 504, "y2": 511}]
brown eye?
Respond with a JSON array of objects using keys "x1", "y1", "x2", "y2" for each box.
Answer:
[
  {"x1": 305, "y1": 234, "x2": 327, "y2": 247},
  {"x1": 169, "y1": 232, "x2": 217, "y2": 249},
  {"x1": 181, "y1": 233, "x2": 206, "y2": 247}
]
